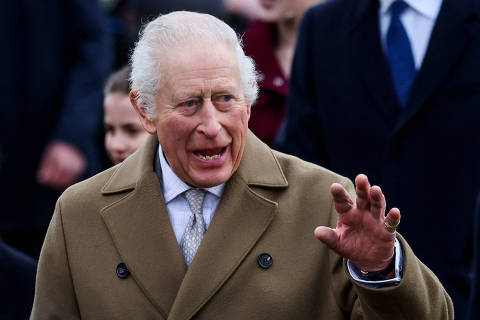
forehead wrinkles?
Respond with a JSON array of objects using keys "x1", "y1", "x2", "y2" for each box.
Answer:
[
  {"x1": 169, "y1": 67, "x2": 241, "y2": 98},
  {"x1": 160, "y1": 41, "x2": 239, "y2": 76},
  {"x1": 157, "y1": 43, "x2": 243, "y2": 101}
]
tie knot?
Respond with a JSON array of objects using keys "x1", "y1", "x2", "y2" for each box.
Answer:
[
  {"x1": 391, "y1": 1, "x2": 408, "y2": 17},
  {"x1": 184, "y1": 188, "x2": 206, "y2": 215}
]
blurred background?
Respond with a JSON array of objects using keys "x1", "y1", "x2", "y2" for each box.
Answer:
[{"x1": 0, "y1": 0, "x2": 479, "y2": 319}]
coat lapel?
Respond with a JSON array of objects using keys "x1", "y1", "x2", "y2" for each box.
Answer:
[
  {"x1": 100, "y1": 136, "x2": 187, "y2": 318},
  {"x1": 393, "y1": 0, "x2": 476, "y2": 135},
  {"x1": 348, "y1": 0, "x2": 400, "y2": 126},
  {"x1": 167, "y1": 132, "x2": 288, "y2": 320}
]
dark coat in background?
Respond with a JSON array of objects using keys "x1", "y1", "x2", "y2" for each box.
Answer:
[
  {"x1": 0, "y1": 241, "x2": 37, "y2": 320},
  {"x1": 277, "y1": 0, "x2": 480, "y2": 318},
  {"x1": 0, "y1": 0, "x2": 112, "y2": 255}
]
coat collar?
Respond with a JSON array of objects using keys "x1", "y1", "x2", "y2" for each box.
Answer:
[
  {"x1": 100, "y1": 131, "x2": 287, "y2": 319},
  {"x1": 100, "y1": 135, "x2": 185, "y2": 318},
  {"x1": 236, "y1": 130, "x2": 288, "y2": 188},
  {"x1": 101, "y1": 134, "x2": 158, "y2": 194}
]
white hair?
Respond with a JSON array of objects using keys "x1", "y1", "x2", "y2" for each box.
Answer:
[{"x1": 130, "y1": 11, "x2": 259, "y2": 119}]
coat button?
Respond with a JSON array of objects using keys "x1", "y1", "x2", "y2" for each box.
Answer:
[
  {"x1": 257, "y1": 253, "x2": 273, "y2": 269},
  {"x1": 116, "y1": 263, "x2": 130, "y2": 279}
]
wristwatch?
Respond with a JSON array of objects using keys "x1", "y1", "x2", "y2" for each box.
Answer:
[{"x1": 359, "y1": 256, "x2": 395, "y2": 281}]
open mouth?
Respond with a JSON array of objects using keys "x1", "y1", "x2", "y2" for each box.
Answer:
[{"x1": 194, "y1": 147, "x2": 226, "y2": 160}]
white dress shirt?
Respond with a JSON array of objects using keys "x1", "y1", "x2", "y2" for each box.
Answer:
[
  {"x1": 379, "y1": 0, "x2": 443, "y2": 69},
  {"x1": 157, "y1": 144, "x2": 224, "y2": 244}
]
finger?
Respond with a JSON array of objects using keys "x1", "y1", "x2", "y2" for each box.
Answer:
[
  {"x1": 369, "y1": 185, "x2": 386, "y2": 219},
  {"x1": 385, "y1": 207, "x2": 401, "y2": 233},
  {"x1": 314, "y1": 226, "x2": 339, "y2": 250},
  {"x1": 330, "y1": 183, "x2": 354, "y2": 214},
  {"x1": 355, "y1": 174, "x2": 371, "y2": 210}
]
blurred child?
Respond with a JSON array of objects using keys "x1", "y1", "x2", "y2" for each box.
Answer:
[{"x1": 103, "y1": 65, "x2": 149, "y2": 164}]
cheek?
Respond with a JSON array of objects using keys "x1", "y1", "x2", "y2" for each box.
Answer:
[
  {"x1": 229, "y1": 111, "x2": 250, "y2": 153},
  {"x1": 157, "y1": 116, "x2": 195, "y2": 146},
  {"x1": 237, "y1": 109, "x2": 251, "y2": 131},
  {"x1": 104, "y1": 134, "x2": 113, "y2": 151}
]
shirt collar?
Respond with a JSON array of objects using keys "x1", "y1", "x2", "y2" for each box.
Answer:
[
  {"x1": 157, "y1": 143, "x2": 224, "y2": 203},
  {"x1": 379, "y1": 0, "x2": 443, "y2": 20}
]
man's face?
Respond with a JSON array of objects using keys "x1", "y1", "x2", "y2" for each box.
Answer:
[{"x1": 136, "y1": 42, "x2": 251, "y2": 187}]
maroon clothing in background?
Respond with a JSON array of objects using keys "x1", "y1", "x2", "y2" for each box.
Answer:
[{"x1": 243, "y1": 20, "x2": 288, "y2": 147}]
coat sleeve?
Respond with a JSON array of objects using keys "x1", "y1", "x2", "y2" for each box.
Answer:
[
  {"x1": 329, "y1": 178, "x2": 454, "y2": 319},
  {"x1": 30, "y1": 197, "x2": 80, "y2": 319},
  {"x1": 274, "y1": 7, "x2": 329, "y2": 166},
  {"x1": 349, "y1": 234, "x2": 454, "y2": 319}
]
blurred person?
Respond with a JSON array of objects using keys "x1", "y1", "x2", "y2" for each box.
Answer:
[
  {"x1": 32, "y1": 11, "x2": 452, "y2": 319},
  {"x1": 104, "y1": 0, "x2": 263, "y2": 69},
  {"x1": 276, "y1": 0, "x2": 480, "y2": 318},
  {"x1": 243, "y1": 0, "x2": 324, "y2": 146},
  {"x1": 0, "y1": 0, "x2": 112, "y2": 258},
  {"x1": 0, "y1": 241, "x2": 37, "y2": 320},
  {"x1": 104, "y1": 65, "x2": 149, "y2": 164}
]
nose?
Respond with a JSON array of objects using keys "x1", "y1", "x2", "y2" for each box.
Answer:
[
  {"x1": 197, "y1": 100, "x2": 222, "y2": 138},
  {"x1": 106, "y1": 132, "x2": 127, "y2": 153}
]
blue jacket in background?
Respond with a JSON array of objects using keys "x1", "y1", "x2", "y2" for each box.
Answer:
[{"x1": 277, "y1": 0, "x2": 480, "y2": 318}]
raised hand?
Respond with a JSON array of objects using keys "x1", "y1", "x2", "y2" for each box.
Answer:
[{"x1": 314, "y1": 174, "x2": 401, "y2": 272}]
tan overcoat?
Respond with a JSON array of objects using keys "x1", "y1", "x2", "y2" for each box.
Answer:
[{"x1": 31, "y1": 132, "x2": 453, "y2": 319}]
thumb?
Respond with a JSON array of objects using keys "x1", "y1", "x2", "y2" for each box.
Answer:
[{"x1": 314, "y1": 226, "x2": 339, "y2": 250}]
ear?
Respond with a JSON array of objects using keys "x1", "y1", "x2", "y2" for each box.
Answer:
[{"x1": 130, "y1": 89, "x2": 157, "y2": 134}]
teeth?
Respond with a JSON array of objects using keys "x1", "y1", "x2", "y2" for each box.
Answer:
[{"x1": 198, "y1": 153, "x2": 221, "y2": 160}]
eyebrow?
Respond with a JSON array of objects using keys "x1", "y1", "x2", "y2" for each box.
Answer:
[{"x1": 174, "y1": 86, "x2": 238, "y2": 99}]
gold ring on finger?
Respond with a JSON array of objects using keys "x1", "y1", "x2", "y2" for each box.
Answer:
[{"x1": 385, "y1": 220, "x2": 400, "y2": 232}]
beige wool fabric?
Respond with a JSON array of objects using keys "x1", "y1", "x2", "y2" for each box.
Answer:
[{"x1": 31, "y1": 132, "x2": 453, "y2": 319}]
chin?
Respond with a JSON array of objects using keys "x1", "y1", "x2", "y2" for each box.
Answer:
[{"x1": 190, "y1": 170, "x2": 232, "y2": 188}]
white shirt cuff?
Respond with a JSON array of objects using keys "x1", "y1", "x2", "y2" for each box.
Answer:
[{"x1": 347, "y1": 238, "x2": 403, "y2": 287}]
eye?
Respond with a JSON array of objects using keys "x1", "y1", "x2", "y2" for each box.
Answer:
[
  {"x1": 180, "y1": 100, "x2": 198, "y2": 108},
  {"x1": 221, "y1": 95, "x2": 232, "y2": 102},
  {"x1": 214, "y1": 94, "x2": 234, "y2": 110},
  {"x1": 125, "y1": 126, "x2": 141, "y2": 136},
  {"x1": 104, "y1": 124, "x2": 114, "y2": 134},
  {"x1": 177, "y1": 99, "x2": 201, "y2": 115}
]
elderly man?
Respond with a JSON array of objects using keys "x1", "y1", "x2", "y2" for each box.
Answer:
[{"x1": 31, "y1": 11, "x2": 452, "y2": 319}]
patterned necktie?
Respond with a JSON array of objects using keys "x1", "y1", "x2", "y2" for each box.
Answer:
[
  {"x1": 386, "y1": 0, "x2": 416, "y2": 108},
  {"x1": 180, "y1": 188, "x2": 207, "y2": 266}
]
